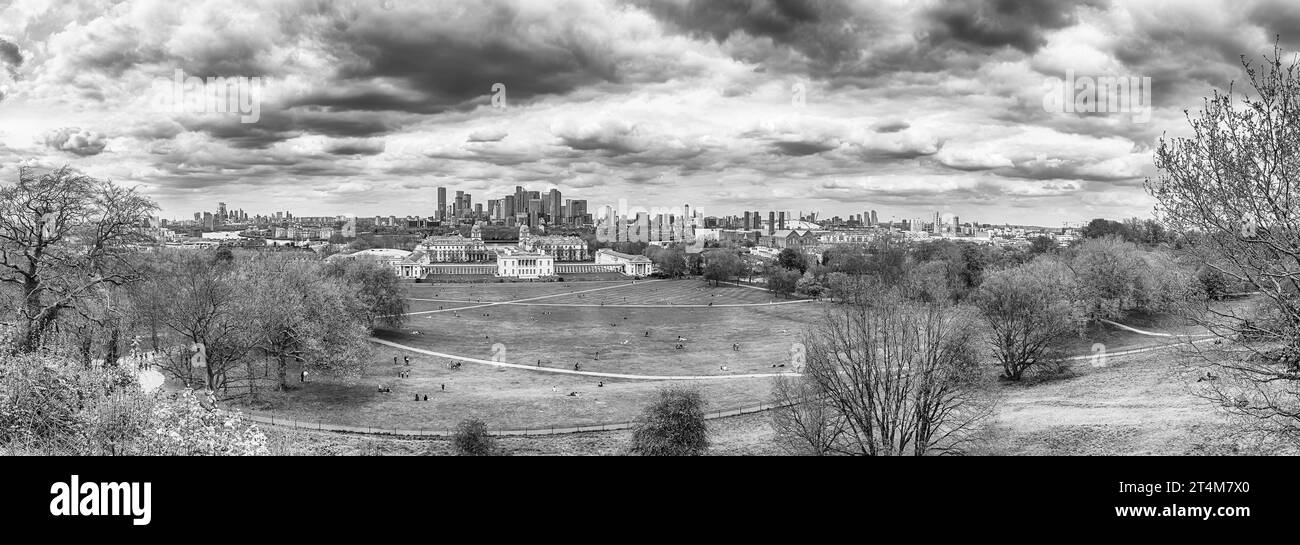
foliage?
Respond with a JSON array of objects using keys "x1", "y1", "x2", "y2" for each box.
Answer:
[
  {"x1": 452, "y1": 418, "x2": 497, "y2": 456},
  {"x1": 0, "y1": 166, "x2": 158, "y2": 352},
  {"x1": 1147, "y1": 44, "x2": 1300, "y2": 438},
  {"x1": 976, "y1": 259, "x2": 1082, "y2": 381},
  {"x1": 322, "y1": 258, "x2": 408, "y2": 329},
  {"x1": 629, "y1": 386, "x2": 709, "y2": 456}
]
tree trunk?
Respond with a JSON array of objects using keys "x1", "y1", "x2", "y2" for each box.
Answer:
[{"x1": 277, "y1": 353, "x2": 289, "y2": 391}]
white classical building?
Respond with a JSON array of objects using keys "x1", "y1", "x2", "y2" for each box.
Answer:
[
  {"x1": 595, "y1": 248, "x2": 654, "y2": 276},
  {"x1": 496, "y1": 249, "x2": 554, "y2": 279}
]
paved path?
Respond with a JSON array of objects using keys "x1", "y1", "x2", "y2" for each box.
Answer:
[
  {"x1": 369, "y1": 337, "x2": 798, "y2": 380},
  {"x1": 405, "y1": 298, "x2": 816, "y2": 308}
]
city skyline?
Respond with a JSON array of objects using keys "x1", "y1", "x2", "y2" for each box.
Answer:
[{"x1": 3, "y1": 1, "x2": 1292, "y2": 224}]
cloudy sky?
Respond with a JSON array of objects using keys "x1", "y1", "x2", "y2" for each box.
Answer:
[{"x1": 0, "y1": 0, "x2": 1296, "y2": 225}]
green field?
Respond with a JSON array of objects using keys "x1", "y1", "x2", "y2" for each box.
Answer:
[
  {"x1": 248, "y1": 281, "x2": 1273, "y2": 456},
  {"x1": 252, "y1": 279, "x2": 818, "y2": 431}
]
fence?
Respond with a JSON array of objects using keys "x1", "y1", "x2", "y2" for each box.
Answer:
[{"x1": 246, "y1": 400, "x2": 784, "y2": 438}]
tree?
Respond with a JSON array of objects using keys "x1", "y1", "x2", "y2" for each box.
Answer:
[
  {"x1": 794, "y1": 271, "x2": 824, "y2": 298},
  {"x1": 766, "y1": 267, "x2": 800, "y2": 298},
  {"x1": 1147, "y1": 44, "x2": 1300, "y2": 439},
  {"x1": 647, "y1": 246, "x2": 688, "y2": 278},
  {"x1": 702, "y1": 249, "x2": 742, "y2": 286},
  {"x1": 1029, "y1": 235, "x2": 1056, "y2": 255},
  {"x1": 131, "y1": 251, "x2": 255, "y2": 392},
  {"x1": 452, "y1": 418, "x2": 497, "y2": 456},
  {"x1": 247, "y1": 256, "x2": 373, "y2": 391},
  {"x1": 777, "y1": 247, "x2": 807, "y2": 273},
  {"x1": 976, "y1": 259, "x2": 1081, "y2": 381},
  {"x1": 777, "y1": 293, "x2": 994, "y2": 455},
  {"x1": 322, "y1": 258, "x2": 407, "y2": 329},
  {"x1": 629, "y1": 386, "x2": 709, "y2": 456},
  {"x1": 770, "y1": 375, "x2": 843, "y2": 455},
  {"x1": 0, "y1": 166, "x2": 157, "y2": 353}
]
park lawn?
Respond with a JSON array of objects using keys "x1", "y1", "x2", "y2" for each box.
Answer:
[
  {"x1": 254, "y1": 359, "x2": 779, "y2": 431},
  {"x1": 972, "y1": 349, "x2": 1262, "y2": 455},
  {"x1": 381, "y1": 302, "x2": 824, "y2": 377},
  {"x1": 399, "y1": 280, "x2": 633, "y2": 303}
]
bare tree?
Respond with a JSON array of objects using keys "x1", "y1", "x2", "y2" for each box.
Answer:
[
  {"x1": 976, "y1": 258, "x2": 1081, "y2": 381},
  {"x1": 779, "y1": 291, "x2": 995, "y2": 456},
  {"x1": 131, "y1": 251, "x2": 255, "y2": 392},
  {"x1": 1148, "y1": 44, "x2": 1300, "y2": 440},
  {"x1": 770, "y1": 375, "x2": 844, "y2": 455},
  {"x1": 0, "y1": 166, "x2": 157, "y2": 353}
]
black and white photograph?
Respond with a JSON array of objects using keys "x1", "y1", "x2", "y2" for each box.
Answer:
[{"x1": 2, "y1": 0, "x2": 1300, "y2": 513}]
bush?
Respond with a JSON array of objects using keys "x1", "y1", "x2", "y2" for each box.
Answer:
[
  {"x1": 452, "y1": 418, "x2": 496, "y2": 456},
  {"x1": 629, "y1": 386, "x2": 709, "y2": 456}
]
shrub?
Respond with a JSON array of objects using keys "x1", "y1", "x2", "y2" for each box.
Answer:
[
  {"x1": 452, "y1": 418, "x2": 496, "y2": 456},
  {"x1": 629, "y1": 386, "x2": 709, "y2": 456}
]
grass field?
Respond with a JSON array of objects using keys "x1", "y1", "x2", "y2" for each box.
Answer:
[
  {"x1": 249, "y1": 279, "x2": 817, "y2": 431},
  {"x1": 248, "y1": 281, "x2": 1275, "y2": 455}
]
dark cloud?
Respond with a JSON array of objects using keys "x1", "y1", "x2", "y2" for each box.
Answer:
[
  {"x1": 0, "y1": 37, "x2": 22, "y2": 75},
  {"x1": 771, "y1": 140, "x2": 837, "y2": 156},
  {"x1": 325, "y1": 138, "x2": 386, "y2": 156},
  {"x1": 874, "y1": 120, "x2": 910, "y2": 133},
  {"x1": 924, "y1": 0, "x2": 1103, "y2": 53}
]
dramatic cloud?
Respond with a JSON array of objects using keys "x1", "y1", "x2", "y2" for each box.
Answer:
[{"x1": 0, "y1": 0, "x2": 1288, "y2": 224}]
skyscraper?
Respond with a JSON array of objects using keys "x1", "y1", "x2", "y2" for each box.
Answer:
[
  {"x1": 870, "y1": 210, "x2": 878, "y2": 225},
  {"x1": 437, "y1": 187, "x2": 447, "y2": 220},
  {"x1": 547, "y1": 188, "x2": 562, "y2": 220}
]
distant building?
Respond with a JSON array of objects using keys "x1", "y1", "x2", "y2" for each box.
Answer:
[
  {"x1": 495, "y1": 248, "x2": 555, "y2": 279},
  {"x1": 595, "y1": 248, "x2": 653, "y2": 276}
]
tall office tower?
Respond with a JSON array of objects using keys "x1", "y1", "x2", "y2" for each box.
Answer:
[
  {"x1": 769, "y1": 211, "x2": 776, "y2": 235},
  {"x1": 455, "y1": 191, "x2": 464, "y2": 217},
  {"x1": 514, "y1": 186, "x2": 526, "y2": 215},
  {"x1": 754, "y1": 211, "x2": 762, "y2": 230},
  {"x1": 570, "y1": 200, "x2": 587, "y2": 225},
  {"x1": 193, "y1": 212, "x2": 201, "y2": 222},
  {"x1": 528, "y1": 198, "x2": 542, "y2": 222},
  {"x1": 778, "y1": 211, "x2": 786, "y2": 230},
  {"x1": 475, "y1": 203, "x2": 483, "y2": 217},
  {"x1": 743, "y1": 211, "x2": 751, "y2": 230},
  {"x1": 504, "y1": 195, "x2": 516, "y2": 216},
  {"x1": 635, "y1": 212, "x2": 650, "y2": 241},
  {"x1": 464, "y1": 193, "x2": 472, "y2": 216},
  {"x1": 932, "y1": 211, "x2": 942, "y2": 234},
  {"x1": 202, "y1": 212, "x2": 214, "y2": 231},
  {"x1": 547, "y1": 189, "x2": 562, "y2": 220},
  {"x1": 650, "y1": 214, "x2": 662, "y2": 242},
  {"x1": 683, "y1": 204, "x2": 691, "y2": 224},
  {"x1": 437, "y1": 187, "x2": 447, "y2": 220}
]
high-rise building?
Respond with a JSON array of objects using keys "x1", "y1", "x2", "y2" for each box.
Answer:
[
  {"x1": 870, "y1": 210, "x2": 878, "y2": 226},
  {"x1": 504, "y1": 195, "x2": 516, "y2": 217},
  {"x1": 547, "y1": 188, "x2": 562, "y2": 220},
  {"x1": 768, "y1": 211, "x2": 776, "y2": 235},
  {"x1": 932, "y1": 211, "x2": 942, "y2": 234},
  {"x1": 742, "y1": 211, "x2": 752, "y2": 230},
  {"x1": 437, "y1": 187, "x2": 447, "y2": 220},
  {"x1": 778, "y1": 211, "x2": 786, "y2": 230}
]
